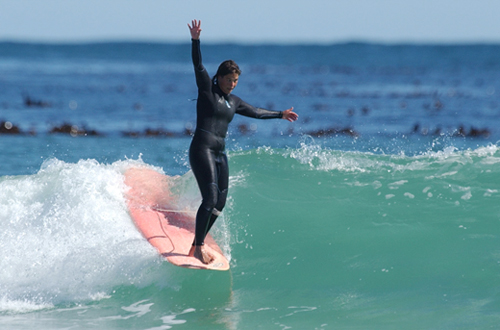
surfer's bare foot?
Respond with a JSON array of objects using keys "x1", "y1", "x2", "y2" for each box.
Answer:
[{"x1": 188, "y1": 245, "x2": 214, "y2": 264}]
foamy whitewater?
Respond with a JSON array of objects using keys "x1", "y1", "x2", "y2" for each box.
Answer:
[
  {"x1": 0, "y1": 159, "x2": 152, "y2": 309},
  {"x1": 1, "y1": 41, "x2": 500, "y2": 329}
]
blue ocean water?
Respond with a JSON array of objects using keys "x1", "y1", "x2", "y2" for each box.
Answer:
[{"x1": 1, "y1": 41, "x2": 500, "y2": 329}]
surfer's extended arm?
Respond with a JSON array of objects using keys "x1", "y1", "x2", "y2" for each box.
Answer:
[
  {"x1": 235, "y1": 98, "x2": 298, "y2": 122},
  {"x1": 235, "y1": 99, "x2": 282, "y2": 119}
]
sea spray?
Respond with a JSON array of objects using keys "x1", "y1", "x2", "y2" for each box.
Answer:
[{"x1": 0, "y1": 158, "x2": 163, "y2": 311}]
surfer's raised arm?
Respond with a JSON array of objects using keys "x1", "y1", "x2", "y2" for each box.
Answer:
[{"x1": 188, "y1": 19, "x2": 202, "y2": 40}]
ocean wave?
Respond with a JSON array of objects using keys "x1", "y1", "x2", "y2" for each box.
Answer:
[{"x1": 0, "y1": 158, "x2": 163, "y2": 311}]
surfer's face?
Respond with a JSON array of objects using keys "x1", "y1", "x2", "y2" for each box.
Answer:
[{"x1": 218, "y1": 73, "x2": 239, "y2": 95}]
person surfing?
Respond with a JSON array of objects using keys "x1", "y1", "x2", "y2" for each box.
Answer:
[{"x1": 187, "y1": 19, "x2": 298, "y2": 264}]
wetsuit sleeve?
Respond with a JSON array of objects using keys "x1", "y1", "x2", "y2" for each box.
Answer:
[
  {"x1": 191, "y1": 39, "x2": 211, "y2": 91},
  {"x1": 235, "y1": 99, "x2": 283, "y2": 119}
]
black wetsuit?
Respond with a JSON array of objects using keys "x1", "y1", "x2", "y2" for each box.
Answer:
[{"x1": 190, "y1": 38, "x2": 283, "y2": 246}]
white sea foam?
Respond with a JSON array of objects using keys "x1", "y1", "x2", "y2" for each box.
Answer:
[
  {"x1": 0, "y1": 158, "x2": 163, "y2": 312},
  {"x1": 0, "y1": 296, "x2": 53, "y2": 314},
  {"x1": 283, "y1": 140, "x2": 500, "y2": 175}
]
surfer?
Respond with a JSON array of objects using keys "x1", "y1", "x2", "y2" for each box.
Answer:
[{"x1": 187, "y1": 19, "x2": 298, "y2": 264}]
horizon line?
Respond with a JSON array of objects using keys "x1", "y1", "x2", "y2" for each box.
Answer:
[{"x1": 1, "y1": 37, "x2": 500, "y2": 47}]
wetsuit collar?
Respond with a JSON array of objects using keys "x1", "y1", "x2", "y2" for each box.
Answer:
[{"x1": 213, "y1": 82, "x2": 229, "y2": 97}]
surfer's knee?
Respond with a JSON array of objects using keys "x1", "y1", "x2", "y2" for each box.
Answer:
[
  {"x1": 215, "y1": 188, "x2": 228, "y2": 211},
  {"x1": 201, "y1": 183, "x2": 219, "y2": 211},
  {"x1": 201, "y1": 184, "x2": 228, "y2": 216}
]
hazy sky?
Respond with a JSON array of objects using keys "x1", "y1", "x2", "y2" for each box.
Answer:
[{"x1": 1, "y1": 0, "x2": 499, "y2": 44}]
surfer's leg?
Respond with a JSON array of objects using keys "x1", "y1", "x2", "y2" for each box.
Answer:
[
  {"x1": 205, "y1": 190, "x2": 226, "y2": 234},
  {"x1": 189, "y1": 142, "x2": 219, "y2": 247},
  {"x1": 190, "y1": 183, "x2": 217, "y2": 264},
  {"x1": 188, "y1": 134, "x2": 225, "y2": 264},
  {"x1": 206, "y1": 153, "x2": 229, "y2": 234},
  {"x1": 194, "y1": 183, "x2": 219, "y2": 244},
  {"x1": 217, "y1": 152, "x2": 229, "y2": 211}
]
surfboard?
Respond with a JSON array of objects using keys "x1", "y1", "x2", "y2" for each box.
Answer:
[{"x1": 124, "y1": 167, "x2": 230, "y2": 271}]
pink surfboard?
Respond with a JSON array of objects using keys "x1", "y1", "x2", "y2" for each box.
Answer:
[{"x1": 124, "y1": 167, "x2": 230, "y2": 271}]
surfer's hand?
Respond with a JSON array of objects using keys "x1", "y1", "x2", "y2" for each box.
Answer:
[
  {"x1": 282, "y1": 107, "x2": 298, "y2": 122},
  {"x1": 188, "y1": 19, "x2": 202, "y2": 40}
]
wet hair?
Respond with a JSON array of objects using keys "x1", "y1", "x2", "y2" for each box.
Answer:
[{"x1": 212, "y1": 60, "x2": 241, "y2": 84}]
